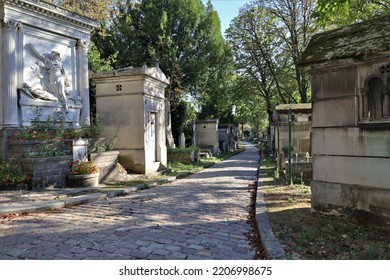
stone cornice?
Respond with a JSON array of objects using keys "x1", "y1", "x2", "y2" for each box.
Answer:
[
  {"x1": 1, "y1": 0, "x2": 99, "y2": 30},
  {"x1": 92, "y1": 65, "x2": 171, "y2": 85}
]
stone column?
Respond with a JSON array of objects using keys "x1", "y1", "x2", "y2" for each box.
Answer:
[
  {"x1": 77, "y1": 40, "x2": 90, "y2": 126},
  {"x1": 2, "y1": 19, "x2": 20, "y2": 127}
]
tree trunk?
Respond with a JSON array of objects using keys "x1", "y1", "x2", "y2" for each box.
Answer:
[{"x1": 165, "y1": 98, "x2": 176, "y2": 148}]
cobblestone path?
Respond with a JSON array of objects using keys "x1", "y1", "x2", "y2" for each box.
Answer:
[{"x1": 0, "y1": 144, "x2": 260, "y2": 260}]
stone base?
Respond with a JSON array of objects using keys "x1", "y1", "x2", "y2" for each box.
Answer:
[
  {"x1": 89, "y1": 151, "x2": 119, "y2": 183},
  {"x1": 66, "y1": 173, "x2": 99, "y2": 188},
  {"x1": 311, "y1": 180, "x2": 390, "y2": 220},
  {"x1": 19, "y1": 155, "x2": 72, "y2": 188}
]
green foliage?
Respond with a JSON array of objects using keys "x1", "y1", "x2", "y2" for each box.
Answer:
[
  {"x1": 0, "y1": 161, "x2": 30, "y2": 185},
  {"x1": 55, "y1": 0, "x2": 116, "y2": 26},
  {"x1": 23, "y1": 140, "x2": 68, "y2": 158},
  {"x1": 88, "y1": 43, "x2": 116, "y2": 74},
  {"x1": 171, "y1": 100, "x2": 196, "y2": 137},
  {"x1": 313, "y1": 0, "x2": 390, "y2": 28},
  {"x1": 168, "y1": 146, "x2": 200, "y2": 155},
  {"x1": 226, "y1": 0, "x2": 316, "y2": 125},
  {"x1": 282, "y1": 145, "x2": 293, "y2": 155},
  {"x1": 92, "y1": 0, "x2": 230, "y2": 137},
  {"x1": 10, "y1": 111, "x2": 110, "y2": 158}
]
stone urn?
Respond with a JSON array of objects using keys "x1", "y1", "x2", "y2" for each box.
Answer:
[{"x1": 66, "y1": 173, "x2": 100, "y2": 188}]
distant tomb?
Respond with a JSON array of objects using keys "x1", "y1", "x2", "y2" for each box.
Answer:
[
  {"x1": 218, "y1": 124, "x2": 237, "y2": 152},
  {"x1": 274, "y1": 103, "x2": 312, "y2": 158},
  {"x1": 273, "y1": 103, "x2": 312, "y2": 182},
  {"x1": 194, "y1": 119, "x2": 220, "y2": 156}
]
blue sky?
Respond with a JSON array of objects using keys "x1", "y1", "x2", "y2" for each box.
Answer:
[{"x1": 202, "y1": 0, "x2": 252, "y2": 34}]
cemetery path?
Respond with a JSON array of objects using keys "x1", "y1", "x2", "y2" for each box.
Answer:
[{"x1": 0, "y1": 143, "x2": 265, "y2": 260}]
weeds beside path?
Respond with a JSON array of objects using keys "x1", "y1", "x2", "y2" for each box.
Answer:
[{"x1": 260, "y1": 157, "x2": 390, "y2": 260}]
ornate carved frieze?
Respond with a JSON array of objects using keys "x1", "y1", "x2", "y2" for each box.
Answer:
[
  {"x1": 77, "y1": 40, "x2": 90, "y2": 52},
  {"x1": 5, "y1": 0, "x2": 98, "y2": 30},
  {"x1": 1, "y1": 18, "x2": 22, "y2": 30}
]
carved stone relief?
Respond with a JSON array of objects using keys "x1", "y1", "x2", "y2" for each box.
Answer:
[{"x1": 20, "y1": 43, "x2": 71, "y2": 109}]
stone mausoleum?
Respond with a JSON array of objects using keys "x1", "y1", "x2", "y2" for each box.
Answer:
[
  {"x1": 301, "y1": 15, "x2": 390, "y2": 219},
  {"x1": 0, "y1": 0, "x2": 97, "y2": 159},
  {"x1": 93, "y1": 65, "x2": 169, "y2": 174},
  {"x1": 194, "y1": 119, "x2": 220, "y2": 156},
  {"x1": 274, "y1": 103, "x2": 312, "y2": 158}
]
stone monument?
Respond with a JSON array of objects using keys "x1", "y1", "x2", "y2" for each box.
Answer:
[
  {"x1": 0, "y1": 0, "x2": 98, "y2": 159},
  {"x1": 300, "y1": 15, "x2": 390, "y2": 219},
  {"x1": 194, "y1": 119, "x2": 220, "y2": 156},
  {"x1": 93, "y1": 65, "x2": 169, "y2": 174}
]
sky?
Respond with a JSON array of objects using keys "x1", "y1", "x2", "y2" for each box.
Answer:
[{"x1": 202, "y1": 0, "x2": 252, "y2": 34}]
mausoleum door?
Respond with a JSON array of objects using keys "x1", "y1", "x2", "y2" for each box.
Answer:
[
  {"x1": 150, "y1": 113, "x2": 157, "y2": 162},
  {"x1": 368, "y1": 77, "x2": 383, "y2": 120}
]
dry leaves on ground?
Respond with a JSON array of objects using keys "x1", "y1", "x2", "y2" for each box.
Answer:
[{"x1": 261, "y1": 159, "x2": 390, "y2": 260}]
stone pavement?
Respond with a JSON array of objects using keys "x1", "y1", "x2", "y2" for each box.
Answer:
[{"x1": 0, "y1": 143, "x2": 285, "y2": 260}]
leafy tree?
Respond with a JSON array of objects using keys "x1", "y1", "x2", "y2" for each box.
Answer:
[
  {"x1": 257, "y1": 0, "x2": 317, "y2": 103},
  {"x1": 97, "y1": 0, "x2": 228, "y2": 147},
  {"x1": 231, "y1": 76, "x2": 268, "y2": 138},
  {"x1": 54, "y1": 0, "x2": 116, "y2": 26},
  {"x1": 226, "y1": 3, "x2": 288, "y2": 124},
  {"x1": 53, "y1": 0, "x2": 240, "y2": 145},
  {"x1": 226, "y1": 1, "x2": 317, "y2": 142},
  {"x1": 313, "y1": 0, "x2": 390, "y2": 28}
]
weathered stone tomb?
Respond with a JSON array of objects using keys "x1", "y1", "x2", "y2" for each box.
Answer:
[
  {"x1": 92, "y1": 65, "x2": 169, "y2": 174},
  {"x1": 301, "y1": 15, "x2": 390, "y2": 219},
  {"x1": 194, "y1": 119, "x2": 220, "y2": 156}
]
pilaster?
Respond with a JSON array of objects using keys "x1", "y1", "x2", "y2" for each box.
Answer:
[
  {"x1": 77, "y1": 39, "x2": 90, "y2": 125},
  {"x1": 1, "y1": 19, "x2": 21, "y2": 127}
]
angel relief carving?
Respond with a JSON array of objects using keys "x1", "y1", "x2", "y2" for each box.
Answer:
[{"x1": 19, "y1": 43, "x2": 71, "y2": 109}]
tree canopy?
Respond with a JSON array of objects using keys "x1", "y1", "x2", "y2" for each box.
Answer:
[
  {"x1": 53, "y1": 0, "x2": 390, "y2": 142},
  {"x1": 91, "y1": 0, "x2": 230, "y2": 146},
  {"x1": 313, "y1": 0, "x2": 390, "y2": 28},
  {"x1": 226, "y1": 0, "x2": 316, "y2": 130}
]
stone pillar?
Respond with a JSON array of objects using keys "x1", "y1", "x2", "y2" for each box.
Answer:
[
  {"x1": 77, "y1": 40, "x2": 90, "y2": 126},
  {"x1": 2, "y1": 19, "x2": 20, "y2": 127}
]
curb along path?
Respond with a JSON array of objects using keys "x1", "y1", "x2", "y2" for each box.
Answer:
[
  {"x1": 0, "y1": 178, "x2": 176, "y2": 216},
  {"x1": 0, "y1": 143, "x2": 267, "y2": 260},
  {"x1": 255, "y1": 157, "x2": 286, "y2": 260}
]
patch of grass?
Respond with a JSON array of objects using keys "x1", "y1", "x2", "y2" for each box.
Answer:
[
  {"x1": 167, "y1": 148, "x2": 244, "y2": 178},
  {"x1": 261, "y1": 155, "x2": 390, "y2": 260},
  {"x1": 105, "y1": 149, "x2": 244, "y2": 189}
]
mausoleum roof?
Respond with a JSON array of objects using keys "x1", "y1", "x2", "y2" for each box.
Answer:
[
  {"x1": 195, "y1": 119, "x2": 219, "y2": 124},
  {"x1": 92, "y1": 64, "x2": 170, "y2": 84},
  {"x1": 275, "y1": 103, "x2": 311, "y2": 113},
  {"x1": 300, "y1": 15, "x2": 390, "y2": 66}
]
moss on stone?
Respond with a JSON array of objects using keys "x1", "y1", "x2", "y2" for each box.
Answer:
[{"x1": 300, "y1": 15, "x2": 390, "y2": 66}]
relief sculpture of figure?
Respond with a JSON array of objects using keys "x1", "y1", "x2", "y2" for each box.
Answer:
[{"x1": 28, "y1": 43, "x2": 70, "y2": 109}]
